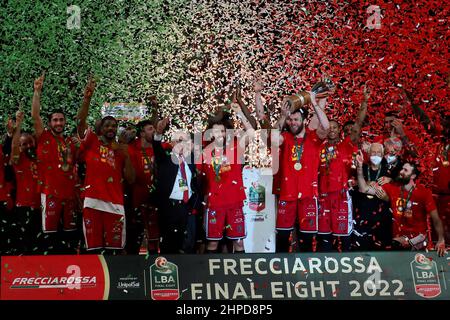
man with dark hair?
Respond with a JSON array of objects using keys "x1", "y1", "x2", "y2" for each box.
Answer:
[
  {"x1": 31, "y1": 73, "x2": 93, "y2": 253},
  {"x1": 272, "y1": 91, "x2": 330, "y2": 253},
  {"x1": 342, "y1": 120, "x2": 355, "y2": 138},
  {"x1": 317, "y1": 86, "x2": 369, "y2": 252},
  {"x1": 76, "y1": 80, "x2": 136, "y2": 253},
  {"x1": 201, "y1": 101, "x2": 255, "y2": 254},
  {"x1": 357, "y1": 155, "x2": 446, "y2": 256},
  {"x1": 126, "y1": 118, "x2": 160, "y2": 254},
  {"x1": 10, "y1": 110, "x2": 41, "y2": 254},
  {"x1": 76, "y1": 113, "x2": 135, "y2": 253},
  {"x1": 373, "y1": 110, "x2": 418, "y2": 159}
]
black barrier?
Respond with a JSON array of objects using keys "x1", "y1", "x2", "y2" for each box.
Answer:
[{"x1": 1, "y1": 252, "x2": 449, "y2": 300}]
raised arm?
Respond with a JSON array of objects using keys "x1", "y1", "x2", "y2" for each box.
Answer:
[
  {"x1": 31, "y1": 73, "x2": 45, "y2": 138},
  {"x1": 235, "y1": 87, "x2": 257, "y2": 130},
  {"x1": 10, "y1": 110, "x2": 25, "y2": 165},
  {"x1": 152, "y1": 117, "x2": 170, "y2": 163},
  {"x1": 350, "y1": 84, "x2": 369, "y2": 144},
  {"x1": 402, "y1": 87, "x2": 437, "y2": 135},
  {"x1": 77, "y1": 76, "x2": 96, "y2": 139},
  {"x1": 254, "y1": 77, "x2": 272, "y2": 130},
  {"x1": 310, "y1": 93, "x2": 330, "y2": 139}
]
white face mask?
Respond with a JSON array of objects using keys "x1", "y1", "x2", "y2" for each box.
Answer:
[
  {"x1": 370, "y1": 155, "x2": 382, "y2": 165},
  {"x1": 386, "y1": 155, "x2": 397, "y2": 164}
]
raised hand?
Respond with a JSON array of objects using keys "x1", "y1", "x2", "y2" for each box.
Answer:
[
  {"x1": 230, "y1": 102, "x2": 242, "y2": 115},
  {"x1": 391, "y1": 119, "x2": 405, "y2": 137},
  {"x1": 363, "y1": 83, "x2": 370, "y2": 101},
  {"x1": 84, "y1": 76, "x2": 96, "y2": 98},
  {"x1": 356, "y1": 150, "x2": 364, "y2": 166},
  {"x1": 156, "y1": 117, "x2": 170, "y2": 134},
  {"x1": 6, "y1": 117, "x2": 14, "y2": 136},
  {"x1": 15, "y1": 110, "x2": 25, "y2": 124},
  {"x1": 34, "y1": 72, "x2": 45, "y2": 92},
  {"x1": 254, "y1": 76, "x2": 263, "y2": 92},
  {"x1": 280, "y1": 99, "x2": 290, "y2": 117}
]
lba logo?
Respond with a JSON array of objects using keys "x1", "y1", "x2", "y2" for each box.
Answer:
[
  {"x1": 410, "y1": 253, "x2": 441, "y2": 298},
  {"x1": 150, "y1": 257, "x2": 179, "y2": 300}
]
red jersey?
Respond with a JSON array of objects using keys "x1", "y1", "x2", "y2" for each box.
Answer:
[
  {"x1": 432, "y1": 143, "x2": 450, "y2": 194},
  {"x1": 201, "y1": 139, "x2": 246, "y2": 207},
  {"x1": 36, "y1": 129, "x2": 77, "y2": 199},
  {"x1": 80, "y1": 131, "x2": 126, "y2": 208},
  {"x1": 383, "y1": 183, "x2": 437, "y2": 238},
  {"x1": 13, "y1": 154, "x2": 40, "y2": 208},
  {"x1": 128, "y1": 139, "x2": 155, "y2": 207},
  {"x1": 0, "y1": 146, "x2": 8, "y2": 201},
  {"x1": 278, "y1": 129, "x2": 322, "y2": 201},
  {"x1": 318, "y1": 136, "x2": 355, "y2": 193}
]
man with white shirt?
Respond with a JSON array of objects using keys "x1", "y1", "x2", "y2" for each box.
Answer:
[{"x1": 153, "y1": 119, "x2": 202, "y2": 254}]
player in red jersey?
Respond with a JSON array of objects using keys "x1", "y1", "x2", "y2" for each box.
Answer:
[
  {"x1": 31, "y1": 74, "x2": 94, "y2": 253},
  {"x1": 431, "y1": 115, "x2": 450, "y2": 244},
  {"x1": 317, "y1": 86, "x2": 369, "y2": 251},
  {"x1": 272, "y1": 91, "x2": 330, "y2": 252},
  {"x1": 10, "y1": 110, "x2": 41, "y2": 254},
  {"x1": 356, "y1": 155, "x2": 446, "y2": 256},
  {"x1": 77, "y1": 96, "x2": 136, "y2": 252},
  {"x1": 201, "y1": 101, "x2": 255, "y2": 253},
  {"x1": 127, "y1": 119, "x2": 159, "y2": 254}
]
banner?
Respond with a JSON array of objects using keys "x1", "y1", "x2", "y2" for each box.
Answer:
[
  {"x1": 101, "y1": 102, "x2": 148, "y2": 122},
  {"x1": 242, "y1": 167, "x2": 276, "y2": 253},
  {"x1": 2, "y1": 252, "x2": 449, "y2": 300}
]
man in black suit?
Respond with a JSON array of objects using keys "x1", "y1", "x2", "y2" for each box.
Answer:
[{"x1": 153, "y1": 119, "x2": 202, "y2": 254}]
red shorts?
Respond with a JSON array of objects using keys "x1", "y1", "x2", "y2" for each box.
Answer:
[
  {"x1": 139, "y1": 205, "x2": 160, "y2": 241},
  {"x1": 276, "y1": 197, "x2": 318, "y2": 232},
  {"x1": 82, "y1": 208, "x2": 126, "y2": 250},
  {"x1": 204, "y1": 203, "x2": 246, "y2": 240},
  {"x1": 41, "y1": 194, "x2": 77, "y2": 232},
  {"x1": 318, "y1": 190, "x2": 353, "y2": 236}
]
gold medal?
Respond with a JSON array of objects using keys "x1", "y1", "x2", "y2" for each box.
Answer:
[
  {"x1": 294, "y1": 163, "x2": 302, "y2": 171},
  {"x1": 367, "y1": 195, "x2": 374, "y2": 199},
  {"x1": 443, "y1": 161, "x2": 449, "y2": 167},
  {"x1": 397, "y1": 206, "x2": 404, "y2": 212}
]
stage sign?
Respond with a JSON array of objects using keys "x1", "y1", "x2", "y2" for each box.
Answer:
[
  {"x1": 242, "y1": 167, "x2": 276, "y2": 253},
  {"x1": 101, "y1": 102, "x2": 148, "y2": 122},
  {"x1": 2, "y1": 252, "x2": 449, "y2": 300}
]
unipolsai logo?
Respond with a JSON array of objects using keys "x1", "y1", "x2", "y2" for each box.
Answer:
[
  {"x1": 410, "y1": 253, "x2": 441, "y2": 298},
  {"x1": 150, "y1": 257, "x2": 179, "y2": 300}
]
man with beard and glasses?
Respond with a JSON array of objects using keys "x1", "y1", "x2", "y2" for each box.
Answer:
[
  {"x1": 10, "y1": 110, "x2": 41, "y2": 254},
  {"x1": 356, "y1": 154, "x2": 446, "y2": 256},
  {"x1": 272, "y1": 92, "x2": 330, "y2": 253},
  {"x1": 32, "y1": 73, "x2": 94, "y2": 253}
]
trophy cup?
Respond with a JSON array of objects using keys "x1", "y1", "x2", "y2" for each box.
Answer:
[{"x1": 285, "y1": 78, "x2": 335, "y2": 112}]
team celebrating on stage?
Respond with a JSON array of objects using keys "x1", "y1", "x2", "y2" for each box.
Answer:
[{"x1": 0, "y1": 73, "x2": 448, "y2": 257}]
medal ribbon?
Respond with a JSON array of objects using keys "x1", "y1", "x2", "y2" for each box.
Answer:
[
  {"x1": 367, "y1": 165, "x2": 382, "y2": 182},
  {"x1": 212, "y1": 148, "x2": 222, "y2": 180},
  {"x1": 399, "y1": 185, "x2": 415, "y2": 221},
  {"x1": 294, "y1": 132, "x2": 306, "y2": 167}
]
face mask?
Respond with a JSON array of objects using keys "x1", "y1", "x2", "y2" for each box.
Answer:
[
  {"x1": 386, "y1": 155, "x2": 397, "y2": 164},
  {"x1": 370, "y1": 155, "x2": 382, "y2": 165}
]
